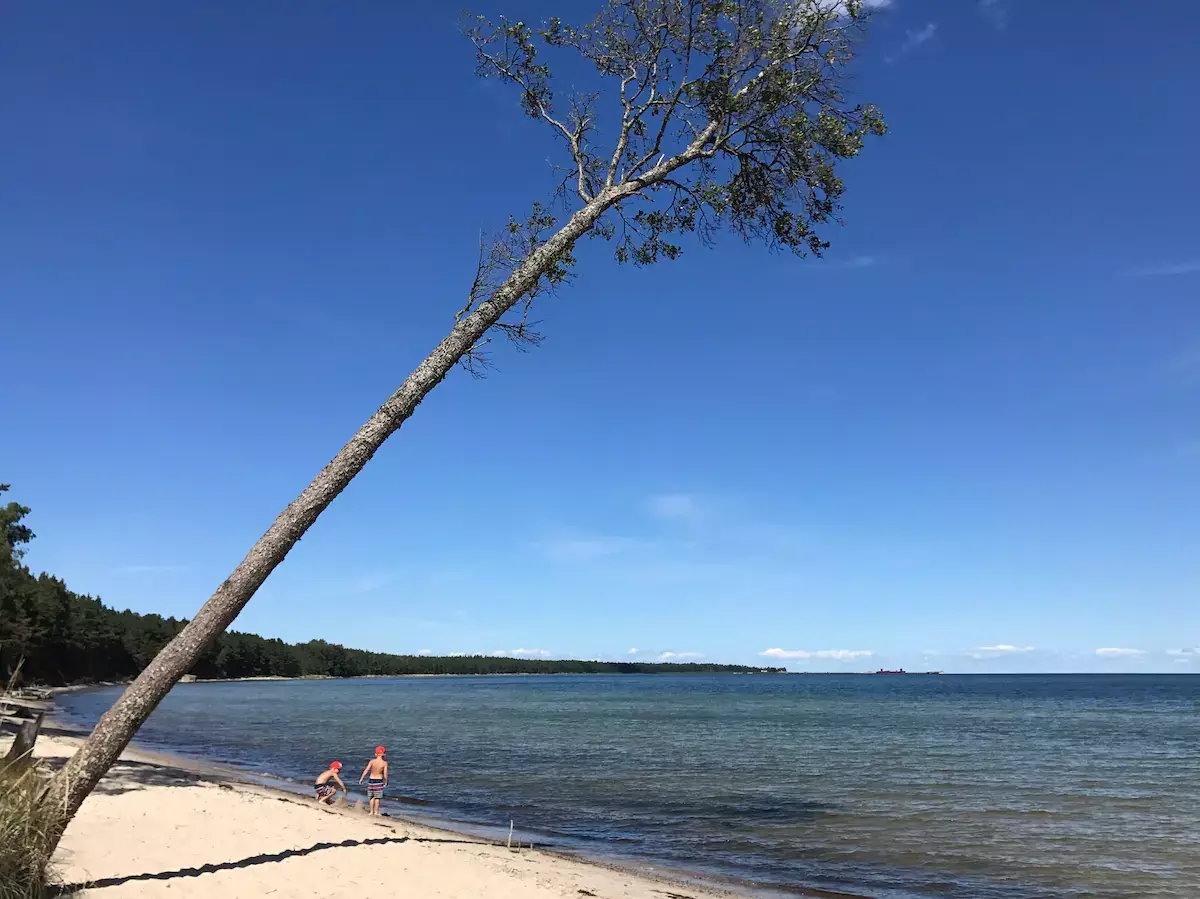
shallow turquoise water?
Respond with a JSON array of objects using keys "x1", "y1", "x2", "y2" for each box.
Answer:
[{"x1": 60, "y1": 674, "x2": 1200, "y2": 898}]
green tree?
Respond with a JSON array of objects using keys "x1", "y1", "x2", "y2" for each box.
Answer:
[
  {"x1": 0, "y1": 484, "x2": 34, "y2": 566},
  {"x1": 0, "y1": 484, "x2": 783, "y2": 686},
  {"x1": 0, "y1": 485, "x2": 36, "y2": 678},
  {"x1": 41, "y1": 0, "x2": 885, "y2": 853}
]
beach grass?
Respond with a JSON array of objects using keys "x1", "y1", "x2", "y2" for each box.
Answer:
[{"x1": 0, "y1": 764, "x2": 56, "y2": 899}]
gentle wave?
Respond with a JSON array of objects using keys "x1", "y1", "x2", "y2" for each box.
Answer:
[{"x1": 59, "y1": 673, "x2": 1200, "y2": 899}]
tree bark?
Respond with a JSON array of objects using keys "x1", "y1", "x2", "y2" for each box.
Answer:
[
  {"x1": 36, "y1": 192, "x2": 618, "y2": 850},
  {"x1": 36, "y1": 134, "x2": 714, "y2": 852},
  {"x1": 2, "y1": 711, "x2": 43, "y2": 773}
]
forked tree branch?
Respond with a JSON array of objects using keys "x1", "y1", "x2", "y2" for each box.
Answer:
[
  {"x1": 43, "y1": 2, "x2": 883, "y2": 854},
  {"x1": 469, "y1": 22, "x2": 597, "y2": 201}
]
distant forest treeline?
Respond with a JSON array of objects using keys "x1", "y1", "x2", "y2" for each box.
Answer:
[{"x1": 1, "y1": 486, "x2": 781, "y2": 685}]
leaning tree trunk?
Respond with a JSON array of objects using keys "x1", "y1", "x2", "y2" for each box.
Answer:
[
  {"x1": 36, "y1": 131, "x2": 714, "y2": 852},
  {"x1": 37, "y1": 194, "x2": 611, "y2": 850}
]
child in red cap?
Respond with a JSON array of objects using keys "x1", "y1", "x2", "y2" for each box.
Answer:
[
  {"x1": 359, "y1": 746, "x2": 388, "y2": 817},
  {"x1": 314, "y1": 761, "x2": 346, "y2": 806}
]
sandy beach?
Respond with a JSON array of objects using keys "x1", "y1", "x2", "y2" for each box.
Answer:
[{"x1": 3, "y1": 730, "x2": 745, "y2": 899}]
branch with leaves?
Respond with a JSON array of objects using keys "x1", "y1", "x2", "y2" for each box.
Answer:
[
  {"x1": 455, "y1": 203, "x2": 576, "y2": 376},
  {"x1": 457, "y1": 0, "x2": 886, "y2": 373},
  {"x1": 40, "y1": 0, "x2": 885, "y2": 859}
]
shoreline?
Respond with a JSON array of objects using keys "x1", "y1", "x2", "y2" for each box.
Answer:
[
  {"x1": 50, "y1": 671, "x2": 786, "y2": 692},
  {"x1": 46, "y1": 673, "x2": 1192, "y2": 699},
  {"x1": 47, "y1": 671, "x2": 964, "y2": 693},
  {"x1": 29, "y1": 717, "x2": 855, "y2": 899}
]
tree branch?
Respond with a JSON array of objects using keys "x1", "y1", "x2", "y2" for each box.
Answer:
[{"x1": 470, "y1": 25, "x2": 596, "y2": 201}]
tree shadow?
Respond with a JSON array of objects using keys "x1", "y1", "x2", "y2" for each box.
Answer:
[
  {"x1": 0, "y1": 723, "x2": 90, "y2": 743},
  {"x1": 33, "y1": 724, "x2": 92, "y2": 741},
  {"x1": 52, "y1": 834, "x2": 486, "y2": 894},
  {"x1": 32, "y1": 755, "x2": 208, "y2": 795}
]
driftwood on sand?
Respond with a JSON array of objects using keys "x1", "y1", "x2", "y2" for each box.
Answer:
[{"x1": 2, "y1": 711, "x2": 44, "y2": 770}]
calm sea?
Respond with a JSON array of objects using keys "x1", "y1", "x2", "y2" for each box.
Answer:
[{"x1": 58, "y1": 674, "x2": 1198, "y2": 899}]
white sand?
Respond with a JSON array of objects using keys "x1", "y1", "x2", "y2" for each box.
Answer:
[{"x1": 6, "y1": 733, "x2": 744, "y2": 899}]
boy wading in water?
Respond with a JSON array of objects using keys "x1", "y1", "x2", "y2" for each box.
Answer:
[
  {"x1": 314, "y1": 761, "x2": 346, "y2": 806},
  {"x1": 359, "y1": 745, "x2": 388, "y2": 816}
]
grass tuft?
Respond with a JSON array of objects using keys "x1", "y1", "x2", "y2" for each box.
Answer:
[{"x1": 0, "y1": 762, "x2": 57, "y2": 899}]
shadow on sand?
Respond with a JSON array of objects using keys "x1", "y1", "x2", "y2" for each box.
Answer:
[
  {"x1": 52, "y1": 834, "x2": 485, "y2": 894},
  {"x1": 31, "y1": 736, "x2": 494, "y2": 894},
  {"x1": 32, "y1": 753, "x2": 210, "y2": 796}
]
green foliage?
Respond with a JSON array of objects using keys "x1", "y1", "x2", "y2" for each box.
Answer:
[
  {"x1": 467, "y1": 0, "x2": 886, "y2": 264},
  {"x1": 0, "y1": 486, "x2": 35, "y2": 566},
  {"x1": 455, "y1": 1, "x2": 885, "y2": 378},
  {"x1": 456, "y1": 200, "x2": 582, "y2": 375},
  {"x1": 0, "y1": 487, "x2": 783, "y2": 685}
]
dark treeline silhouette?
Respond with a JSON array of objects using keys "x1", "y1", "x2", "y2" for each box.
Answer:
[{"x1": 0, "y1": 486, "x2": 781, "y2": 685}]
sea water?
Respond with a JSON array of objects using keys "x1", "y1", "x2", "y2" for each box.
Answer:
[{"x1": 58, "y1": 674, "x2": 1200, "y2": 898}]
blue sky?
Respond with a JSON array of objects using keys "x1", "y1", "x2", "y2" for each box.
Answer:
[{"x1": 2, "y1": 0, "x2": 1197, "y2": 673}]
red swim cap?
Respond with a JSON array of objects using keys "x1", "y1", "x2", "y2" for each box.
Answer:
[
  {"x1": 375, "y1": 746, "x2": 386, "y2": 755},
  {"x1": 330, "y1": 761, "x2": 342, "y2": 769}
]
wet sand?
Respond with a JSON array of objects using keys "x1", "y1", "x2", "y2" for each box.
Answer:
[{"x1": 5, "y1": 731, "x2": 760, "y2": 899}]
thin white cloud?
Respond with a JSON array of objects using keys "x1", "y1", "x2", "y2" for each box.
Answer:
[
  {"x1": 971, "y1": 644, "x2": 1036, "y2": 660},
  {"x1": 492, "y1": 648, "x2": 551, "y2": 658},
  {"x1": 976, "y1": 644, "x2": 1034, "y2": 653},
  {"x1": 113, "y1": 564, "x2": 187, "y2": 574},
  {"x1": 1095, "y1": 647, "x2": 1146, "y2": 657},
  {"x1": 761, "y1": 649, "x2": 806, "y2": 660},
  {"x1": 1166, "y1": 648, "x2": 1198, "y2": 656},
  {"x1": 657, "y1": 651, "x2": 705, "y2": 662},
  {"x1": 886, "y1": 23, "x2": 936, "y2": 63},
  {"x1": 531, "y1": 535, "x2": 626, "y2": 562},
  {"x1": 627, "y1": 647, "x2": 639, "y2": 655},
  {"x1": 760, "y1": 648, "x2": 874, "y2": 661},
  {"x1": 1132, "y1": 260, "x2": 1200, "y2": 277},
  {"x1": 645, "y1": 493, "x2": 702, "y2": 523},
  {"x1": 354, "y1": 572, "x2": 392, "y2": 592},
  {"x1": 820, "y1": 649, "x2": 874, "y2": 660},
  {"x1": 978, "y1": 0, "x2": 1008, "y2": 29},
  {"x1": 1176, "y1": 658, "x2": 1191, "y2": 665},
  {"x1": 447, "y1": 652, "x2": 467, "y2": 657},
  {"x1": 829, "y1": 0, "x2": 893, "y2": 16},
  {"x1": 416, "y1": 649, "x2": 433, "y2": 656},
  {"x1": 902, "y1": 22, "x2": 937, "y2": 52},
  {"x1": 826, "y1": 254, "x2": 884, "y2": 270}
]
